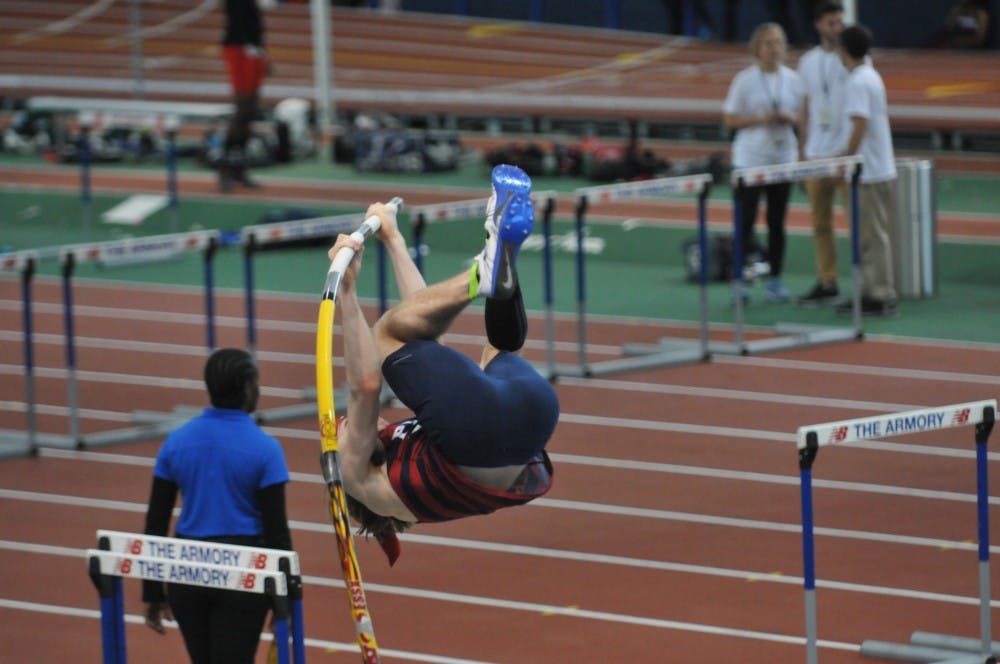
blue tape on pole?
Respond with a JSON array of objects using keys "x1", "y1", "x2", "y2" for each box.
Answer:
[
  {"x1": 800, "y1": 469, "x2": 816, "y2": 590},
  {"x1": 80, "y1": 131, "x2": 92, "y2": 205},
  {"x1": 697, "y1": 196, "x2": 708, "y2": 287},
  {"x1": 543, "y1": 210, "x2": 553, "y2": 307},
  {"x1": 99, "y1": 594, "x2": 118, "y2": 664},
  {"x1": 244, "y1": 249, "x2": 256, "y2": 352},
  {"x1": 113, "y1": 576, "x2": 126, "y2": 664},
  {"x1": 21, "y1": 263, "x2": 34, "y2": 375},
  {"x1": 977, "y1": 440, "x2": 990, "y2": 563},
  {"x1": 167, "y1": 135, "x2": 178, "y2": 208},
  {"x1": 292, "y1": 600, "x2": 306, "y2": 664},
  {"x1": 62, "y1": 261, "x2": 76, "y2": 371},
  {"x1": 850, "y1": 179, "x2": 860, "y2": 266},
  {"x1": 204, "y1": 245, "x2": 216, "y2": 350},
  {"x1": 575, "y1": 209, "x2": 585, "y2": 304},
  {"x1": 731, "y1": 190, "x2": 744, "y2": 283},
  {"x1": 274, "y1": 618, "x2": 290, "y2": 664}
]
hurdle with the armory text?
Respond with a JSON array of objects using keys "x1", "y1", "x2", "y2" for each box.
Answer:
[
  {"x1": 87, "y1": 530, "x2": 305, "y2": 664},
  {"x1": 723, "y1": 155, "x2": 864, "y2": 356},
  {"x1": 795, "y1": 400, "x2": 997, "y2": 664},
  {"x1": 557, "y1": 172, "x2": 714, "y2": 378}
]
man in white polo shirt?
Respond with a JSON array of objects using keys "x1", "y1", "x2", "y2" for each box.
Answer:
[{"x1": 835, "y1": 24, "x2": 898, "y2": 317}]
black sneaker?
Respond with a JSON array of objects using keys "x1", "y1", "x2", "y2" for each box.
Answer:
[
  {"x1": 797, "y1": 282, "x2": 839, "y2": 306},
  {"x1": 835, "y1": 297, "x2": 898, "y2": 317}
]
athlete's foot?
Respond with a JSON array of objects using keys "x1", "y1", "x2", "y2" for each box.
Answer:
[{"x1": 470, "y1": 164, "x2": 534, "y2": 300}]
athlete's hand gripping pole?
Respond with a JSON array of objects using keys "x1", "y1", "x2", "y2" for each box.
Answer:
[{"x1": 316, "y1": 196, "x2": 402, "y2": 664}]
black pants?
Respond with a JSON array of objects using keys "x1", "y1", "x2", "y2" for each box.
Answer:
[
  {"x1": 168, "y1": 583, "x2": 271, "y2": 664},
  {"x1": 735, "y1": 182, "x2": 791, "y2": 278}
]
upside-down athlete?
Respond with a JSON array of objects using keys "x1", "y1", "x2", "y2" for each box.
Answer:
[{"x1": 329, "y1": 164, "x2": 560, "y2": 564}]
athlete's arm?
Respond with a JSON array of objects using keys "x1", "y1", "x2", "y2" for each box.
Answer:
[
  {"x1": 328, "y1": 233, "x2": 416, "y2": 523},
  {"x1": 368, "y1": 202, "x2": 427, "y2": 300},
  {"x1": 329, "y1": 235, "x2": 385, "y2": 490}
]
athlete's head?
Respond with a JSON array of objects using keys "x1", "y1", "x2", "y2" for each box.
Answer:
[
  {"x1": 204, "y1": 348, "x2": 259, "y2": 413},
  {"x1": 335, "y1": 417, "x2": 412, "y2": 545}
]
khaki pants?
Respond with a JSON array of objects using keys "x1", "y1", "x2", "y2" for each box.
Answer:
[
  {"x1": 859, "y1": 179, "x2": 897, "y2": 303},
  {"x1": 804, "y1": 177, "x2": 849, "y2": 285}
]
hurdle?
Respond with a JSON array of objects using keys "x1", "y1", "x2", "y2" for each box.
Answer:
[
  {"x1": 719, "y1": 155, "x2": 863, "y2": 356},
  {"x1": 28, "y1": 95, "x2": 232, "y2": 237},
  {"x1": 0, "y1": 231, "x2": 226, "y2": 453},
  {"x1": 552, "y1": 172, "x2": 714, "y2": 379},
  {"x1": 240, "y1": 210, "x2": 394, "y2": 425},
  {"x1": 408, "y1": 196, "x2": 497, "y2": 274},
  {"x1": 74, "y1": 110, "x2": 184, "y2": 239},
  {"x1": 795, "y1": 399, "x2": 997, "y2": 664},
  {"x1": 89, "y1": 529, "x2": 304, "y2": 664},
  {"x1": 241, "y1": 211, "x2": 365, "y2": 359},
  {"x1": 0, "y1": 250, "x2": 40, "y2": 457}
]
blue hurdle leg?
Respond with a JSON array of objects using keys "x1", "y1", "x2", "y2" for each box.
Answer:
[
  {"x1": 112, "y1": 576, "x2": 126, "y2": 664},
  {"x1": 798, "y1": 435, "x2": 820, "y2": 664},
  {"x1": 975, "y1": 408, "x2": 995, "y2": 656},
  {"x1": 291, "y1": 598, "x2": 306, "y2": 664},
  {"x1": 274, "y1": 616, "x2": 290, "y2": 664}
]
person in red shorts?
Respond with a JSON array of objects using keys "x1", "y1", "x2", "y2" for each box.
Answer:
[{"x1": 219, "y1": 0, "x2": 269, "y2": 191}]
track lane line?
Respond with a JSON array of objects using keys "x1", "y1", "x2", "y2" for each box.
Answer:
[
  {"x1": 0, "y1": 541, "x2": 856, "y2": 653},
  {"x1": 2, "y1": 486, "x2": 996, "y2": 555}
]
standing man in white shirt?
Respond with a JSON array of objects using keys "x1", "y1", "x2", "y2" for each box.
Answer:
[
  {"x1": 722, "y1": 22, "x2": 805, "y2": 303},
  {"x1": 796, "y1": 1, "x2": 849, "y2": 306},
  {"x1": 835, "y1": 24, "x2": 898, "y2": 317}
]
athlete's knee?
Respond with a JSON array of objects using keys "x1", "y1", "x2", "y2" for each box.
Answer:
[{"x1": 373, "y1": 315, "x2": 406, "y2": 360}]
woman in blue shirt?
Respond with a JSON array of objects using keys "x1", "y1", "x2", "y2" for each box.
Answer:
[{"x1": 142, "y1": 348, "x2": 291, "y2": 663}]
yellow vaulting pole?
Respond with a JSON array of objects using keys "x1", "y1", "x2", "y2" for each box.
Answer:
[{"x1": 315, "y1": 197, "x2": 401, "y2": 663}]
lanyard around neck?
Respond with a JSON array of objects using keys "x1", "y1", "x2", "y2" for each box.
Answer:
[{"x1": 758, "y1": 67, "x2": 782, "y2": 112}]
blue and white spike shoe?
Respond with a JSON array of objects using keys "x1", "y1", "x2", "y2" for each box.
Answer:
[{"x1": 471, "y1": 164, "x2": 534, "y2": 300}]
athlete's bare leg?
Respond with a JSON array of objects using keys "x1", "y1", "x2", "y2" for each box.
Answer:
[{"x1": 373, "y1": 271, "x2": 472, "y2": 359}]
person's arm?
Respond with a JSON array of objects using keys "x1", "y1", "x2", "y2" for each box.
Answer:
[
  {"x1": 327, "y1": 233, "x2": 416, "y2": 522},
  {"x1": 722, "y1": 69, "x2": 786, "y2": 131},
  {"x1": 257, "y1": 482, "x2": 292, "y2": 551},
  {"x1": 797, "y1": 95, "x2": 810, "y2": 160},
  {"x1": 723, "y1": 112, "x2": 773, "y2": 130},
  {"x1": 142, "y1": 476, "x2": 177, "y2": 634},
  {"x1": 843, "y1": 115, "x2": 867, "y2": 157},
  {"x1": 368, "y1": 202, "x2": 426, "y2": 300}
]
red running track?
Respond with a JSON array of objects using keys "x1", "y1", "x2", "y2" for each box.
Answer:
[{"x1": 0, "y1": 276, "x2": 998, "y2": 662}]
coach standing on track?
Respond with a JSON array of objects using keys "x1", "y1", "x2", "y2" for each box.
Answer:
[
  {"x1": 722, "y1": 22, "x2": 804, "y2": 304},
  {"x1": 142, "y1": 348, "x2": 292, "y2": 662},
  {"x1": 218, "y1": 0, "x2": 270, "y2": 192}
]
